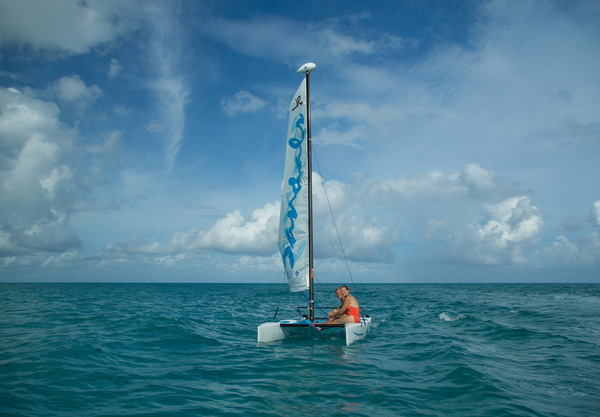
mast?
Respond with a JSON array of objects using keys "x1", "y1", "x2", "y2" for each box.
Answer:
[{"x1": 297, "y1": 63, "x2": 316, "y2": 322}]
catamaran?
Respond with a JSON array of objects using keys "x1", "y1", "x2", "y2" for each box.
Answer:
[{"x1": 257, "y1": 63, "x2": 372, "y2": 346}]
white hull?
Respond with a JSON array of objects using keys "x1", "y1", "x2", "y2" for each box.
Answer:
[
  {"x1": 257, "y1": 317, "x2": 372, "y2": 346},
  {"x1": 344, "y1": 317, "x2": 372, "y2": 346},
  {"x1": 257, "y1": 322, "x2": 286, "y2": 343}
]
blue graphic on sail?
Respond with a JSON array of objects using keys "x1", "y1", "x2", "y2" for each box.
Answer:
[{"x1": 278, "y1": 78, "x2": 309, "y2": 292}]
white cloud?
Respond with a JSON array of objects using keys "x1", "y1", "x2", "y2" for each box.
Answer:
[
  {"x1": 325, "y1": 214, "x2": 402, "y2": 263},
  {"x1": 376, "y1": 171, "x2": 467, "y2": 199},
  {"x1": 532, "y1": 233, "x2": 600, "y2": 268},
  {"x1": 460, "y1": 164, "x2": 495, "y2": 195},
  {"x1": 201, "y1": 15, "x2": 404, "y2": 65},
  {"x1": 42, "y1": 250, "x2": 83, "y2": 267},
  {"x1": 108, "y1": 58, "x2": 123, "y2": 79},
  {"x1": 316, "y1": 101, "x2": 407, "y2": 148},
  {"x1": 315, "y1": 124, "x2": 366, "y2": 148},
  {"x1": 221, "y1": 91, "x2": 266, "y2": 117},
  {"x1": 481, "y1": 196, "x2": 543, "y2": 244},
  {"x1": 424, "y1": 218, "x2": 448, "y2": 241},
  {"x1": 105, "y1": 202, "x2": 280, "y2": 258},
  {"x1": 0, "y1": 0, "x2": 139, "y2": 54},
  {"x1": 51, "y1": 75, "x2": 102, "y2": 105},
  {"x1": 361, "y1": 164, "x2": 506, "y2": 207},
  {"x1": 111, "y1": 165, "x2": 509, "y2": 265},
  {"x1": 112, "y1": 105, "x2": 131, "y2": 116},
  {"x1": 190, "y1": 202, "x2": 279, "y2": 254},
  {"x1": 319, "y1": 27, "x2": 375, "y2": 58},
  {"x1": 85, "y1": 130, "x2": 122, "y2": 177},
  {"x1": 149, "y1": 75, "x2": 189, "y2": 170},
  {"x1": 40, "y1": 166, "x2": 73, "y2": 199},
  {"x1": 86, "y1": 161, "x2": 593, "y2": 274},
  {"x1": 155, "y1": 253, "x2": 187, "y2": 267},
  {"x1": 442, "y1": 196, "x2": 543, "y2": 266},
  {"x1": 144, "y1": 2, "x2": 190, "y2": 171},
  {"x1": 0, "y1": 87, "x2": 61, "y2": 150},
  {"x1": 0, "y1": 117, "x2": 82, "y2": 253},
  {"x1": 0, "y1": 87, "x2": 123, "y2": 256},
  {"x1": 592, "y1": 200, "x2": 600, "y2": 227},
  {"x1": 309, "y1": 173, "x2": 403, "y2": 262}
]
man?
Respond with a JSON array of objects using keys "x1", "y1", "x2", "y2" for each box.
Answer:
[{"x1": 327, "y1": 287, "x2": 344, "y2": 319}]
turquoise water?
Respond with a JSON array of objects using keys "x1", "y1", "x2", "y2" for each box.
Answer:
[{"x1": 1, "y1": 283, "x2": 599, "y2": 416}]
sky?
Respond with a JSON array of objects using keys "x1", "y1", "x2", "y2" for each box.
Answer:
[{"x1": 0, "y1": 0, "x2": 599, "y2": 283}]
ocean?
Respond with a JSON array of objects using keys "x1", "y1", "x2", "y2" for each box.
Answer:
[{"x1": 1, "y1": 283, "x2": 598, "y2": 416}]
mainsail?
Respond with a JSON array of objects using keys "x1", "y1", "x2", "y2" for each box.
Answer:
[{"x1": 278, "y1": 78, "x2": 309, "y2": 292}]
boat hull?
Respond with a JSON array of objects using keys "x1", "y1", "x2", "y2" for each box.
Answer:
[
  {"x1": 344, "y1": 317, "x2": 372, "y2": 346},
  {"x1": 257, "y1": 317, "x2": 372, "y2": 345},
  {"x1": 257, "y1": 322, "x2": 286, "y2": 343}
]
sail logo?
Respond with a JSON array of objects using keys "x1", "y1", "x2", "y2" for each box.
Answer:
[
  {"x1": 291, "y1": 95, "x2": 303, "y2": 111},
  {"x1": 281, "y1": 112, "x2": 306, "y2": 271}
]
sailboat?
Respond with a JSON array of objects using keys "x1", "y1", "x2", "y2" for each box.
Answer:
[{"x1": 257, "y1": 63, "x2": 372, "y2": 346}]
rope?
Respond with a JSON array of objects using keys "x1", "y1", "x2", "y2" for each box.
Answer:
[
  {"x1": 312, "y1": 145, "x2": 356, "y2": 292},
  {"x1": 262, "y1": 272, "x2": 289, "y2": 324},
  {"x1": 313, "y1": 145, "x2": 368, "y2": 317},
  {"x1": 300, "y1": 290, "x2": 329, "y2": 317}
]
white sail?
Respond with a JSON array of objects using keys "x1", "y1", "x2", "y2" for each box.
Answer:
[{"x1": 278, "y1": 78, "x2": 309, "y2": 292}]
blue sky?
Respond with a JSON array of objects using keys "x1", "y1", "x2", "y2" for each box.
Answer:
[{"x1": 1, "y1": 0, "x2": 599, "y2": 283}]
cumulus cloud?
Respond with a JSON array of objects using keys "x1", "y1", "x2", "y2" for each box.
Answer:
[
  {"x1": 105, "y1": 202, "x2": 280, "y2": 258},
  {"x1": 186, "y1": 203, "x2": 279, "y2": 255},
  {"x1": 0, "y1": 87, "x2": 61, "y2": 150},
  {"x1": 460, "y1": 164, "x2": 495, "y2": 194},
  {"x1": 0, "y1": 86, "x2": 124, "y2": 257},
  {"x1": 321, "y1": 213, "x2": 402, "y2": 263},
  {"x1": 100, "y1": 185, "x2": 402, "y2": 265},
  {"x1": 310, "y1": 173, "x2": 403, "y2": 262},
  {"x1": 90, "y1": 164, "x2": 544, "y2": 271},
  {"x1": 0, "y1": 88, "x2": 82, "y2": 254},
  {"x1": 442, "y1": 196, "x2": 543, "y2": 266},
  {"x1": 532, "y1": 234, "x2": 600, "y2": 268},
  {"x1": 51, "y1": 75, "x2": 102, "y2": 105},
  {"x1": 89, "y1": 163, "x2": 594, "y2": 273},
  {"x1": 221, "y1": 90, "x2": 266, "y2": 117}
]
